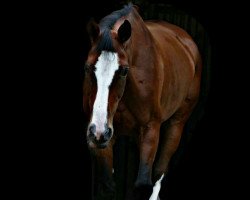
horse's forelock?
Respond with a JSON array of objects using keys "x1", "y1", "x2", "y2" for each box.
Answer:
[
  {"x1": 95, "y1": 3, "x2": 133, "y2": 53},
  {"x1": 96, "y1": 29, "x2": 114, "y2": 52}
]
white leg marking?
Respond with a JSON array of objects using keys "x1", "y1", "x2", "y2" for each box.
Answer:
[
  {"x1": 149, "y1": 174, "x2": 164, "y2": 200},
  {"x1": 91, "y1": 51, "x2": 119, "y2": 134}
]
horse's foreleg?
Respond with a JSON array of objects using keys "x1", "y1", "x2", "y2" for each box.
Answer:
[
  {"x1": 90, "y1": 143, "x2": 115, "y2": 200},
  {"x1": 153, "y1": 95, "x2": 199, "y2": 187},
  {"x1": 152, "y1": 119, "x2": 187, "y2": 200},
  {"x1": 153, "y1": 121, "x2": 185, "y2": 182},
  {"x1": 133, "y1": 121, "x2": 160, "y2": 200}
]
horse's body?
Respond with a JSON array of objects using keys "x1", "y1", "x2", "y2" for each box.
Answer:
[{"x1": 83, "y1": 4, "x2": 202, "y2": 200}]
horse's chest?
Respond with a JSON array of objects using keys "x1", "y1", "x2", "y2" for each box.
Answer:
[{"x1": 113, "y1": 102, "x2": 136, "y2": 135}]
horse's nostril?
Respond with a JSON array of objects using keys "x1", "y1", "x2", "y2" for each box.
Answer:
[
  {"x1": 104, "y1": 127, "x2": 112, "y2": 140},
  {"x1": 89, "y1": 124, "x2": 96, "y2": 135},
  {"x1": 88, "y1": 124, "x2": 96, "y2": 140}
]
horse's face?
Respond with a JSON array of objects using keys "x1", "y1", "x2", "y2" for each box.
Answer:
[{"x1": 83, "y1": 20, "x2": 131, "y2": 148}]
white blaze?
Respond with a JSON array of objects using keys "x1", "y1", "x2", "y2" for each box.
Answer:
[
  {"x1": 149, "y1": 174, "x2": 164, "y2": 200},
  {"x1": 91, "y1": 51, "x2": 119, "y2": 134}
]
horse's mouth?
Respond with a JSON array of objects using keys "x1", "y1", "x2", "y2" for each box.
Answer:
[
  {"x1": 87, "y1": 140, "x2": 109, "y2": 149},
  {"x1": 96, "y1": 142, "x2": 108, "y2": 149}
]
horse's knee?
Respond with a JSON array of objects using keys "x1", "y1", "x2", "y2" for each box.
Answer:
[{"x1": 153, "y1": 167, "x2": 165, "y2": 184}]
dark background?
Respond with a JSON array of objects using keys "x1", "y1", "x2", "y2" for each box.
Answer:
[
  {"x1": 8, "y1": 0, "x2": 247, "y2": 199},
  {"x1": 78, "y1": 0, "x2": 248, "y2": 199}
]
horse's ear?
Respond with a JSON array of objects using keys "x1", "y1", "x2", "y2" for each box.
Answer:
[
  {"x1": 87, "y1": 18, "x2": 100, "y2": 43},
  {"x1": 118, "y1": 20, "x2": 131, "y2": 43}
]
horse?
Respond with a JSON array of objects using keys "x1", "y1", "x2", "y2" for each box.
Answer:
[{"x1": 82, "y1": 3, "x2": 202, "y2": 200}]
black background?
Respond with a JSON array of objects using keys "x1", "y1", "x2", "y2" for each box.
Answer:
[
  {"x1": 77, "y1": 1, "x2": 248, "y2": 199},
  {"x1": 8, "y1": 0, "x2": 248, "y2": 199}
]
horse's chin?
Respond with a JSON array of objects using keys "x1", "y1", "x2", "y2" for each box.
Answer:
[{"x1": 88, "y1": 141, "x2": 109, "y2": 149}]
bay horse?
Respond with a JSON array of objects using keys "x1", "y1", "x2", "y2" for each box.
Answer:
[{"x1": 83, "y1": 3, "x2": 202, "y2": 200}]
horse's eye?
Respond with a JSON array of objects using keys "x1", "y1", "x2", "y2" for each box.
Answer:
[
  {"x1": 84, "y1": 64, "x2": 95, "y2": 73},
  {"x1": 119, "y1": 66, "x2": 129, "y2": 77},
  {"x1": 84, "y1": 64, "x2": 91, "y2": 73}
]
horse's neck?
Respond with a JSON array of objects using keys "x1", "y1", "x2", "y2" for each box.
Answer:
[
  {"x1": 126, "y1": 10, "x2": 157, "y2": 69},
  {"x1": 120, "y1": 12, "x2": 162, "y2": 124}
]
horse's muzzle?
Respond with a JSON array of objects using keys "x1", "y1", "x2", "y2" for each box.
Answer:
[{"x1": 87, "y1": 124, "x2": 112, "y2": 148}]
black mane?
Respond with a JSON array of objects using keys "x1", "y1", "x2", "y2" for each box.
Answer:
[{"x1": 96, "y1": 3, "x2": 133, "y2": 52}]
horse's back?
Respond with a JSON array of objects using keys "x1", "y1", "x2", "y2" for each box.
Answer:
[{"x1": 145, "y1": 20, "x2": 200, "y2": 67}]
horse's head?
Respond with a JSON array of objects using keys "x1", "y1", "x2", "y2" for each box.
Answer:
[{"x1": 83, "y1": 18, "x2": 131, "y2": 148}]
